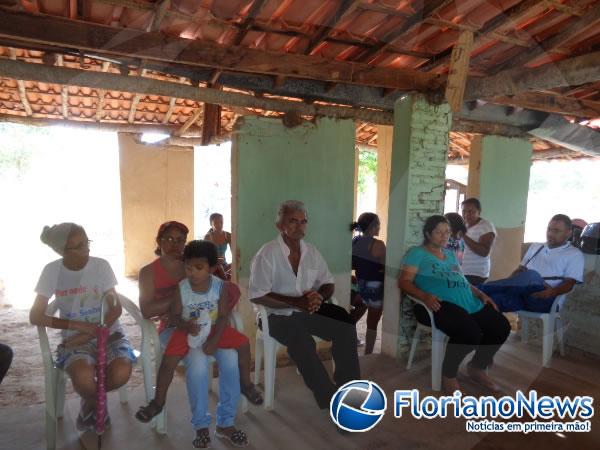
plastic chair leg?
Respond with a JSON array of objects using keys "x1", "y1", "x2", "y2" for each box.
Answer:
[
  {"x1": 263, "y1": 339, "x2": 277, "y2": 411},
  {"x1": 556, "y1": 317, "x2": 566, "y2": 357},
  {"x1": 431, "y1": 331, "x2": 445, "y2": 392},
  {"x1": 55, "y1": 370, "x2": 66, "y2": 420},
  {"x1": 542, "y1": 316, "x2": 554, "y2": 368},
  {"x1": 406, "y1": 327, "x2": 421, "y2": 370},
  {"x1": 45, "y1": 369, "x2": 57, "y2": 450},
  {"x1": 254, "y1": 335, "x2": 263, "y2": 387},
  {"x1": 521, "y1": 317, "x2": 529, "y2": 344},
  {"x1": 118, "y1": 385, "x2": 128, "y2": 404}
]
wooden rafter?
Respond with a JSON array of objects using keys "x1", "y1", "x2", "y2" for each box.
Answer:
[
  {"x1": 56, "y1": 54, "x2": 69, "y2": 118},
  {"x1": 95, "y1": 61, "x2": 110, "y2": 121},
  {"x1": 489, "y1": 92, "x2": 600, "y2": 119},
  {"x1": 465, "y1": 51, "x2": 600, "y2": 101},
  {"x1": 0, "y1": 9, "x2": 441, "y2": 92},
  {"x1": 233, "y1": 0, "x2": 268, "y2": 46},
  {"x1": 210, "y1": 0, "x2": 268, "y2": 86},
  {"x1": 176, "y1": 105, "x2": 204, "y2": 137},
  {"x1": 491, "y1": 4, "x2": 600, "y2": 74},
  {"x1": 127, "y1": 68, "x2": 148, "y2": 123},
  {"x1": 305, "y1": 0, "x2": 361, "y2": 55},
  {"x1": 420, "y1": 0, "x2": 550, "y2": 72},
  {"x1": 148, "y1": 0, "x2": 171, "y2": 33},
  {"x1": 8, "y1": 48, "x2": 32, "y2": 116},
  {"x1": 356, "y1": 0, "x2": 455, "y2": 64}
]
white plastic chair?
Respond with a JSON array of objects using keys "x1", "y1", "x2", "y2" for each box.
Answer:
[
  {"x1": 405, "y1": 295, "x2": 449, "y2": 391},
  {"x1": 254, "y1": 301, "x2": 336, "y2": 411},
  {"x1": 37, "y1": 294, "x2": 162, "y2": 450},
  {"x1": 517, "y1": 293, "x2": 567, "y2": 368}
]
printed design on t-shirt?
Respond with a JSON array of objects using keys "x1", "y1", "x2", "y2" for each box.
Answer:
[
  {"x1": 429, "y1": 261, "x2": 469, "y2": 290},
  {"x1": 58, "y1": 284, "x2": 104, "y2": 322}
]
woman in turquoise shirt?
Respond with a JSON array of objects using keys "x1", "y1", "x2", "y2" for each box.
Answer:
[{"x1": 398, "y1": 215, "x2": 510, "y2": 395}]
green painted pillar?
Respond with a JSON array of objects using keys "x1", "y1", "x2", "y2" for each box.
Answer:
[
  {"x1": 381, "y1": 95, "x2": 452, "y2": 359},
  {"x1": 231, "y1": 116, "x2": 356, "y2": 349},
  {"x1": 466, "y1": 135, "x2": 532, "y2": 280}
]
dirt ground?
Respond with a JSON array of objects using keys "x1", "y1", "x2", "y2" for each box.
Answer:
[{"x1": 0, "y1": 283, "x2": 379, "y2": 408}]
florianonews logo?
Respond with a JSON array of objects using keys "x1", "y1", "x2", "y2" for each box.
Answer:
[{"x1": 330, "y1": 380, "x2": 387, "y2": 432}]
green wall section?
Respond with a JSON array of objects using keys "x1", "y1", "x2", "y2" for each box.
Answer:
[
  {"x1": 479, "y1": 136, "x2": 532, "y2": 229},
  {"x1": 232, "y1": 116, "x2": 355, "y2": 278}
]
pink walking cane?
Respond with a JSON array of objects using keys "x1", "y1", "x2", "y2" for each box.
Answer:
[{"x1": 95, "y1": 294, "x2": 111, "y2": 449}]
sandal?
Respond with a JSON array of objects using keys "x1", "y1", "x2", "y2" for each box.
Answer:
[
  {"x1": 193, "y1": 429, "x2": 211, "y2": 449},
  {"x1": 215, "y1": 427, "x2": 248, "y2": 447},
  {"x1": 135, "y1": 399, "x2": 163, "y2": 423},
  {"x1": 241, "y1": 383, "x2": 263, "y2": 405}
]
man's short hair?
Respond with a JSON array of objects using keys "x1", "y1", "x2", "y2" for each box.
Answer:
[
  {"x1": 461, "y1": 197, "x2": 482, "y2": 212},
  {"x1": 276, "y1": 200, "x2": 307, "y2": 225},
  {"x1": 550, "y1": 214, "x2": 572, "y2": 230}
]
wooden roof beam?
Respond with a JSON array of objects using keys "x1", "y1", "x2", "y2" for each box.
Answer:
[
  {"x1": 127, "y1": 68, "x2": 148, "y2": 123},
  {"x1": 465, "y1": 51, "x2": 600, "y2": 101},
  {"x1": 305, "y1": 0, "x2": 362, "y2": 55},
  {"x1": 0, "y1": 59, "x2": 396, "y2": 124},
  {"x1": 8, "y1": 47, "x2": 32, "y2": 116},
  {"x1": 176, "y1": 104, "x2": 203, "y2": 137},
  {"x1": 445, "y1": 31, "x2": 474, "y2": 113},
  {"x1": 148, "y1": 0, "x2": 171, "y2": 33},
  {"x1": 210, "y1": 0, "x2": 269, "y2": 86},
  {"x1": 491, "y1": 5, "x2": 600, "y2": 74},
  {"x1": 488, "y1": 92, "x2": 600, "y2": 119},
  {"x1": 95, "y1": 61, "x2": 111, "y2": 121},
  {"x1": 0, "y1": 9, "x2": 440, "y2": 92},
  {"x1": 420, "y1": 0, "x2": 550, "y2": 72},
  {"x1": 356, "y1": 0, "x2": 455, "y2": 64},
  {"x1": 55, "y1": 54, "x2": 69, "y2": 118}
]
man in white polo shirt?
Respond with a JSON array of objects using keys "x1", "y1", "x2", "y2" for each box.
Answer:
[
  {"x1": 480, "y1": 214, "x2": 584, "y2": 312},
  {"x1": 249, "y1": 200, "x2": 360, "y2": 409}
]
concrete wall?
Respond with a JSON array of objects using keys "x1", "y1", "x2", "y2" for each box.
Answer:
[
  {"x1": 467, "y1": 135, "x2": 532, "y2": 280},
  {"x1": 231, "y1": 116, "x2": 356, "y2": 346},
  {"x1": 381, "y1": 95, "x2": 451, "y2": 359},
  {"x1": 118, "y1": 133, "x2": 194, "y2": 277},
  {"x1": 563, "y1": 254, "x2": 600, "y2": 358}
]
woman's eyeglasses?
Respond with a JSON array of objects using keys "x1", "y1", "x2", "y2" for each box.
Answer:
[
  {"x1": 161, "y1": 236, "x2": 186, "y2": 245},
  {"x1": 65, "y1": 240, "x2": 92, "y2": 251}
]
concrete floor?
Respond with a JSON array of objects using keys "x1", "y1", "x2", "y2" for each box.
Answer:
[{"x1": 1, "y1": 332, "x2": 599, "y2": 450}]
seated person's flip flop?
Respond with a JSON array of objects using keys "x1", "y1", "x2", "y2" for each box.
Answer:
[
  {"x1": 193, "y1": 429, "x2": 211, "y2": 449},
  {"x1": 215, "y1": 427, "x2": 249, "y2": 447},
  {"x1": 241, "y1": 383, "x2": 263, "y2": 405},
  {"x1": 135, "y1": 399, "x2": 163, "y2": 423}
]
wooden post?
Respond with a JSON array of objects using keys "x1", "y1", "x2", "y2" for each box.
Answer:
[{"x1": 445, "y1": 31, "x2": 473, "y2": 113}]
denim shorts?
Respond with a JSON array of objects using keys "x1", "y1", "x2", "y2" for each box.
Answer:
[
  {"x1": 357, "y1": 279, "x2": 384, "y2": 310},
  {"x1": 56, "y1": 334, "x2": 137, "y2": 370}
]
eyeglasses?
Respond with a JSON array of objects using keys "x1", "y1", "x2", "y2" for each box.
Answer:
[
  {"x1": 161, "y1": 236, "x2": 186, "y2": 245},
  {"x1": 65, "y1": 239, "x2": 92, "y2": 251},
  {"x1": 288, "y1": 218, "x2": 308, "y2": 225}
]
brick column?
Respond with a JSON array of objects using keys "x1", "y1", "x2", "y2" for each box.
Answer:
[{"x1": 381, "y1": 95, "x2": 451, "y2": 359}]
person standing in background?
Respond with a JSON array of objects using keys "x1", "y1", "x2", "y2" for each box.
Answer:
[{"x1": 461, "y1": 198, "x2": 496, "y2": 285}]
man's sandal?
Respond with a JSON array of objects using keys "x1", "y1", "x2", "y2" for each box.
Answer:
[
  {"x1": 135, "y1": 399, "x2": 163, "y2": 423},
  {"x1": 193, "y1": 429, "x2": 211, "y2": 449},
  {"x1": 241, "y1": 383, "x2": 264, "y2": 405},
  {"x1": 215, "y1": 427, "x2": 249, "y2": 447}
]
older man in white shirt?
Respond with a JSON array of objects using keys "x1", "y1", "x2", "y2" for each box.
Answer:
[{"x1": 249, "y1": 200, "x2": 360, "y2": 409}]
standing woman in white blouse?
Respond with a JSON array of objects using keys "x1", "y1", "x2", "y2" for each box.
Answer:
[{"x1": 461, "y1": 198, "x2": 497, "y2": 286}]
